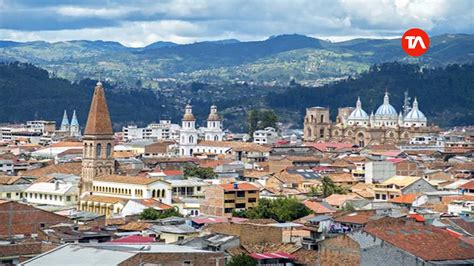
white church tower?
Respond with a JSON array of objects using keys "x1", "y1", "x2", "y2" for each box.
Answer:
[
  {"x1": 70, "y1": 110, "x2": 81, "y2": 137},
  {"x1": 205, "y1": 105, "x2": 224, "y2": 141},
  {"x1": 60, "y1": 110, "x2": 70, "y2": 132},
  {"x1": 179, "y1": 104, "x2": 198, "y2": 156}
]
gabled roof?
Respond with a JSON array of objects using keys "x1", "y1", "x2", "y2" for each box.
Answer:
[
  {"x1": 460, "y1": 180, "x2": 474, "y2": 190},
  {"x1": 389, "y1": 194, "x2": 419, "y2": 204},
  {"x1": 94, "y1": 175, "x2": 167, "y2": 185},
  {"x1": 364, "y1": 221, "x2": 474, "y2": 261},
  {"x1": 379, "y1": 176, "x2": 421, "y2": 187},
  {"x1": 84, "y1": 82, "x2": 113, "y2": 135},
  {"x1": 304, "y1": 200, "x2": 336, "y2": 214}
]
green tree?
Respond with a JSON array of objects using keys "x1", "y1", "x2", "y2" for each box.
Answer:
[
  {"x1": 139, "y1": 207, "x2": 182, "y2": 220},
  {"x1": 321, "y1": 176, "x2": 346, "y2": 197},
  {"x1": 246, "y1": 109, "x2": 278, "y2": 135},
  {"x1": 233, "y1": 198, "x2": 311, "y2": 222},
  {"x1": 183, "y1": 165, "x2": 217, "y2": 179},
  {"x1": 226, "y1": 254, "x2": 257, "y2": 266}
]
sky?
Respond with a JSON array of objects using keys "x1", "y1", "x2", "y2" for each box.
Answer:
[{"x1": 0, "y1": 0, "x2": 472, "y2": 47}]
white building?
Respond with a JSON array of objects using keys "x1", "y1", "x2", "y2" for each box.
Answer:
[
  {"x1": 179, "y1": 104, "x2": 198, "y2": 156},
  {"x1": 25, "y1": 181, "x2": 79, "y2": 207},
  {"x1": 203, "y1": 105, "x2": 224, "y2": 141},
  {"x1": 253, "y1": 127, "x2": 278, "y2": 145},
  {"x1": 91, "y1": 175, "x2": 173, "y2": 205},
  {"x1": 364, "y1": 161, "x2": 396, "y2": 184},
  {"x1": 122, "y1": 120, "x2": 180, "y2": 141}
]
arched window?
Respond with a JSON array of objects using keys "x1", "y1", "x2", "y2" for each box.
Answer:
[
  {"x1": 106, "y1": 143, "x2": 112, "y2": 158},
  {"x1": 320, "y1": 115, "x2": 324, "y2": 123},
  {"x1": 319, "y1": 128, "x2": 325, "y2": 138},
  {"x1": 152, "y1": 190, "x2": 156, "y2": 198},
  {"x1": 96, "y1": 143, "x2": 102, "y2": 157},
  {"x1": 214, "y1": 135, "x2": 218, "y2": 141},
  {"x1": 189, "y1": 135, "x2": 194, "y2": 143}
]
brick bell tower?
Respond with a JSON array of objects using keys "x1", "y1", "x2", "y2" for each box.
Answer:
[{"x1": 81, "y1": 81, "x2": 115, "y2": 195}]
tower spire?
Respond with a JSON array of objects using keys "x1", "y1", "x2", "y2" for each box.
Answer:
[
  {"x1": 84, "y1": 82, "x2": 113, "y2": 135},
  {"x1": 60, "y1": 110, "x2": 70, "y2": 131}
]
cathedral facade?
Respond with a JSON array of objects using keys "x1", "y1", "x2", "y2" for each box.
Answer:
[{"x1": 304, "y1": 92, "x2": 440, "y2": 146}]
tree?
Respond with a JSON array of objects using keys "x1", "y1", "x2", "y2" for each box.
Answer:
[
  {"x1": 233, "y1": 198, "x2": 311, "y2": 222},
  {"x1": 139, "y1": 207, "x2": 182, "y2": 220},
  {"x1": 321, "y1": 176, "x2": 346, "y2": 198},
  {"x1": 183, "y1": 165, "x2": 217, "y2": 179},
  {"x1": 227, "y1": 254, "x2": 256, "y2": 266},
  {"x1": 246, "y1": 109, "x2": 278, "y2": 135}
]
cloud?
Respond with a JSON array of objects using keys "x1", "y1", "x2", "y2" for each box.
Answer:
[{"x1": 0, "y1": 0, "x2": 472, "y2": 47}]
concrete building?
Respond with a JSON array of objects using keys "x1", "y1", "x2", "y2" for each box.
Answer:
[
  {"x1": 122, "y1": 120, "x2": 180, "y2": 141},
  {"x1": 374, "y1": 176, "x2": 437, "y2": 201},
  {"x1": 25, "y1": 182, "x2": 79, "y2": 207},
  {"x1": 364, "y1": 161, "x2": 396, "y2": 184},
  {"x1": 253, "y1": 127, "x2": 278, "y2": 145},
  {"x1": 201, "y1": 182, "x2": 259, "y2": 217}
]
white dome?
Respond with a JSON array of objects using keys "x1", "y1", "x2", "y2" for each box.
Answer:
[
  {"x1": 404, "y1": 98, "x2": 427, "y2": 122},
  {"x1": 349, "y1": 97, "x2": 369, "y2": 119},
  {"x1": 375, "y1": 92, "x2": 397, "y2": 116}
]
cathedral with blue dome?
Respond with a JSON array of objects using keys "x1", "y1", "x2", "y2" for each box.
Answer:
[{"x1": 304, "y1": 92, "x2": 439, "y2": 146}]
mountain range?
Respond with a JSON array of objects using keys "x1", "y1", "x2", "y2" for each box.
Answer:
[{"x1": 1, "y1": 34, "x2": 473, "y2": 87}]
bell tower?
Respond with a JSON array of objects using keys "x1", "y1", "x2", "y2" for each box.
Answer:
[{"x1": 81, "y1": 82, "x2": 115, "y2": 194}]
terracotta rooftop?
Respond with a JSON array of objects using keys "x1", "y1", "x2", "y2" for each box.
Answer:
[
  {"x1": 144, "y1": 141, "x2": 174, "y2": 154},
  {"x1": 95, "y1": 175, "x2": 165, "y2": 185},
  {"x1": 81, "y1": 195, "x2": 128, "y2": 204},
  {"x1": 220, "y1": 182, "x2": 259, "y2": 191},
  {"x1": 364, "y1": 221, "x2": 474, "y2": 261},
  {"x1": 460, "y1": 180, "x2": 474, "y2": 190},
  {"x1": 324, "y1": 194, "x2": 361, "y2": 207},
  {"x1": 304, "y1": 200, "x2": 337, "y2": 214},
  {"x1": 19, "y1": 162, "x2": 82, "y2": 177},
  {"x1": 198, "y1": 140, "x2": 271, "y2": 153},
  {"x1": 84, "y1": 82, "x2": 113, "y2": 135},
  {"x1": 333, "y1": 211, "x2": 375, "y2": 225},
  {"x1": 389, "y1": 193, "x2": 419, "y2": 204},
  {"x1": 327, "y1": 172, "x2": 355, "y2": 183}
]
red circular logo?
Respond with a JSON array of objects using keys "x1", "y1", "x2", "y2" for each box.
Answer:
[{"x1": 401, "y1": 28, "x2": 430, "y2": 57}]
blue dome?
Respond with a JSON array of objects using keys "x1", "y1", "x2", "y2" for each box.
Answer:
[
  {"x1": 375, "y1": 92, "x2": 398, "y2": 116},
  {"x1": 349, "y1": 97, "x2": 369, "y2": 119},
  {"x1": 404, "y1": 98, "x2": 427, "y2": 122}
]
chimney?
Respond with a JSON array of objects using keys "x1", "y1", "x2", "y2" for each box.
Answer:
[{"x1": 233, "y1": 182, "x2": 238, "y2": 189}]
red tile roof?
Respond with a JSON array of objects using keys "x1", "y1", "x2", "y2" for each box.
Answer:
[
  {"x1": 220, "y1": 182, "x2": 258, "y2": 191},
  {"x1": 389, "y1": 194, "x2": 418, "y2": 204},
  {"x1": 364, "y1": 223, "x2": 474, "y2": 261},
  {"x1": 304, "y1": 200, "x2": 336, "y2": 214},
  {"x1": 460, "y1": 180, "x2": 474, "y2": 190},
  {"x1": 305, "y1": 142, "x2": 353, "y2": 152},
  {"x1": 84, "y1": 83, "x2": 113, "y2": 135}
]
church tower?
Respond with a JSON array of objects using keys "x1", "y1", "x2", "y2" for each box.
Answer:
[
  {"x1": 60, "y1": 110, "x2": 70, "y2": 131},
  {"x1": 81, "y1": 82, "x2": 115, "y2": 194},
  {"x1": 179, "y1": 104, "x2": 198, "y2": 156},
  {"x1": 70, "y1": 110, "x2": 81, "y2": 137},
  {"x1": 205, "y1": 105, "x2": 224, "y2": 141}
]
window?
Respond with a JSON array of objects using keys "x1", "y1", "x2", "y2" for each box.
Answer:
[
  {"x1": 236, "y1": 191, "x2": 245, "y2": 198},
  {"x1": 224, "y1": 208, "x2": 233, "y2": 213},
  {"x1": 96, "y1": 143, "x2": 102, "y2": 157},
  {"x1": 6, "y1": 193, "x2": 11, "y2": 198},
  {"x1": 106, "y1": 143, "x2": 112, "y2": 158},
  {"x1": 66, "y1": 196, "x2": 71, "y2": 201},
  {"x1": 224, "y1": 200, "x2": 235, "y2": 203},
  {"x1": 375, "y1": 194, "x2": 380, "y2": 200},
  {"x1": 248, "y1": 198, "x2": 257, "y2": 203},
  {"x1": 382, "y1": 194, "x2": 387, "y2": 200},
  {"x1": 235, "y1": 203, "x2": 246, "y2": 209},
  {"x1": 320, "y1": 115, "x2": 324, "y2": 123}
]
